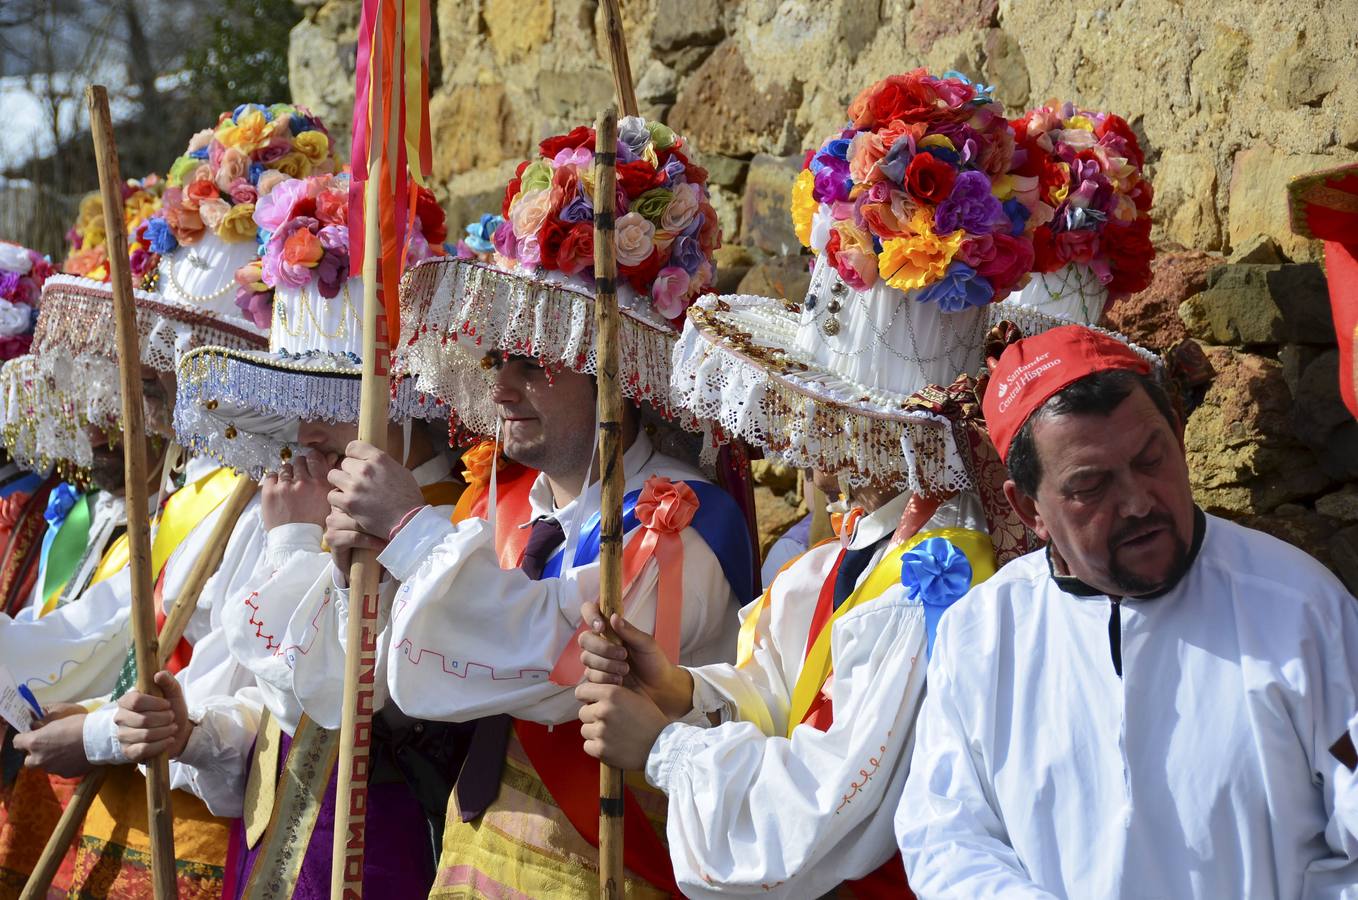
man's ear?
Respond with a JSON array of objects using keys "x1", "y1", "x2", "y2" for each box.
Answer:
[{"x1": 1002, "y1": 479, "x2": 1049, "y2": 542}]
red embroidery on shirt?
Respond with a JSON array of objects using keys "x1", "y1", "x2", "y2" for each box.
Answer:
[
  {"x1": 244, "y1": 591, "x2": 279, "y2": 652},
  {"x1": 836, "y1": 732, "x2": 892, "y2": 814}
]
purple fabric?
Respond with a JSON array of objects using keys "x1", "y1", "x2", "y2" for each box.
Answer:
[{"x1": 224, "y1": 730, "x2": 435, "y2": 900}]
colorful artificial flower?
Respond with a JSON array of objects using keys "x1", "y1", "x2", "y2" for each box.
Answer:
[
  {"x1": 496, "y1": 115, "x2": 720, "y2": 327},
  {"x1": 61, "y1": 175, "x2": 165, "y2": 286},
  {"x1": 456, "y1": 212, "x2": 505, "y2": 260},
  {"x1": 238, "y1": 172, "x2": 444, "y2": 326},
  {"x1": 0, "y1": 241, "x2": 50, "y2": 360},
  {"x1": 1009, "y1": 100, "x2": 1155, "y2": 300},
  {"x1": 153, "y1": 103, "x2": 339, "y2": 250},
  {"x1": 793, "y1": 69, "x2": 1039, "y2": 309}
]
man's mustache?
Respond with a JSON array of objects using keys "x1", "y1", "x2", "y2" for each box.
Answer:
[{"x1": 1108, "y1": 511, "x2": 1175, "y2": 553}]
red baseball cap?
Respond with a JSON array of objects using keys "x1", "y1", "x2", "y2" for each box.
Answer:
[{"x1": 983, "y1": 324, "x2": 1152, "y2": 463}]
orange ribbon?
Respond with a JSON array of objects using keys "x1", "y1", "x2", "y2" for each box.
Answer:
[{"x1": 549, "y1": 476, "x2": 699, "y2": 685}]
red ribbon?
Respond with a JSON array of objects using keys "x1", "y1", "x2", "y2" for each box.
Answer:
[{"x1": 549, "y1": 476, "x2": 698, "y2": 685}]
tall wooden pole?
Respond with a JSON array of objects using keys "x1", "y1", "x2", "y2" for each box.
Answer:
[
  {"x1": 85, "y1": 84, "x2": 178, "y2": 900},
  {"x1": 331, "y1": 15, "x2": 401, "y2": 894},
  {"x1": 18, "y1": 479, "x2": 257, "y2": 900},
  {"x1": 600, "y1": 0, "x2": 638, "y2": 117},
  {"x1": 591, "y1": 108, "x2": 626, "y2": 898}
]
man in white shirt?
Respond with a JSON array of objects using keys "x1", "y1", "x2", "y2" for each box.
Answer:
[{"x1": 898, "y1": 323, "x2": 1358, "y2": 898}]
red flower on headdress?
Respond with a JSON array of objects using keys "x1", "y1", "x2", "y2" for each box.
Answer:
[
  {"x1": 539, "y1": 126, "x2": 596, "y2": 160},
  {"x1": 616, "y1": 160, "x2": 665, "y2": 199}
]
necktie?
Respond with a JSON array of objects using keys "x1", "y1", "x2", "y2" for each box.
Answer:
[
  {"x1": 454, "y1": 516, "x2": 565, "y2": 821},
  {"x1": 832, "y1": 533, "x2": 891, "y2": 612}
]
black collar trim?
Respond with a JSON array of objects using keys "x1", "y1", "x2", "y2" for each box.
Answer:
[{"x1": 1046, "y1": 507, "x2": 1207, "y2": 599}]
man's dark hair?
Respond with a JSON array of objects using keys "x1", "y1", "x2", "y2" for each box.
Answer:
[{"x1": 1006, "y1": 369, "x2": 1179, "y2": 497}]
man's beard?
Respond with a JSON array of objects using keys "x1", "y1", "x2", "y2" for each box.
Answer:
[
  {"x1": 1107, "y1": 511, "x2": 1191, "y2": 596},
  {"x1": 87, "y1": 448, "x2": 126, "y2": 492}
]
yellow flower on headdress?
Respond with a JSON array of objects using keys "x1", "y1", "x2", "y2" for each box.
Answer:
[
  {"x1": 1066, "y1": 114, "x2": 1096, "y2": 132},
  {"x1": 790, "y1": 169, "x2": 817, "y2": 249},
  {"x1": 273, "y1": 152, "x2": 313, "y2": 179},
  {"x1": 294, "y1": 130, "x2": 330, "y2": 163},
  {"x1": 877, "y1": 209, "x2": 963, "y2": 292},
  {"x1": 217, "y1": 202, "x2": 258, "y2": 243},
  {"x1": 216, "y1": 108, "x2": 273, "y2": 155}
]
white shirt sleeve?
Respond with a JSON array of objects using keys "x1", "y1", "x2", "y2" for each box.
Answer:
[
  {"x1": 170, "y1": 684, "x2": 264, "y2": 818},
  {"x1": 647, "y1": 594, "x2": 926, "y2": 897},
  {"x1": 1, "y1": 570, "x2": 134, "y2": 706},
  {"x1": 82, "y1": 701, "x2": 126, "y2": 765},
  {"x1": 896, "y1": 611, "x2": 1060, "y2": 899},
  {"x1": 220, "y1": 523, "x2": 333, "y2": 734},
  {"x1": 1338, "y1": 712, "x2": 1358, "y2": 855},
  {"x1": 379, "y1": 505, "x2": 737, "y2": 725}
]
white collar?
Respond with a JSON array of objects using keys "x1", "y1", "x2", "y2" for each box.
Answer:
[
  {"x1": 527, "y1": 431, "x2": 657, "y2": 522},
  {"x1": 411, "y1": 450, "x2": 454, "y2": 488},
  {"x1": 846, "y1": 491, "x2": 910, "y2": 551}
]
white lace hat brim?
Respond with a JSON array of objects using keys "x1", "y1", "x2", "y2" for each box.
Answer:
[
  {"x1": 395, "y1": 257, "x2": 696, "y2": 437},
  {"x1": 174, "y1": 345, "x2": 447, "y2": 478}
]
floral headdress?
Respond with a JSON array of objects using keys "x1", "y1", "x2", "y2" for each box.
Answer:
[
  {"x1": 493, "y1": 116, "x2": 720, "y2": 326},
  {"x1": 791, "y1": 70, "x2": 1038, "y2": 312},
  {"x1": 149, "y1": 103, "x2": 338, "y2": 252},
  {"x1": 232, "y1": 172, "x2": 444, "y2": 329},
  {"x1": 174, "y1": 173, "x2": 448, "y2": 477},
  {"x1": 61, "y1": 176, "x2": 164, "y2": 286},
  {"x1": 395, "y1": 116, "x2": 721, "y2": 438},
  {"x1": 1009, "y1": 102, "x2": 1154, "y2": 301},
  {"x1": 0, "y1": 243, "x2": 53, "y2": 363}
]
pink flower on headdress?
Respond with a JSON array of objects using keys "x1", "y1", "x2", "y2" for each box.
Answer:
[{"x1": 650, "y1": 266, "x2": 691, "y2": 319}]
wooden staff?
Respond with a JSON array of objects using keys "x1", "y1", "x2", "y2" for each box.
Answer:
[
  {"x1": 85, "y1": 83, "x2": 177, "y2": 900},
  {"x1": 591, "y1": 108, "x2": 626, "y2": 898},
  {"x1": 600, "y1": 0, "x2": 638, "y2": 117},
  {"x1": 19, "y1": 477, "x2": 258, "y2": 900},
  {"x1": 331, "y1": 29, "x2": 403, "y2": 897}
]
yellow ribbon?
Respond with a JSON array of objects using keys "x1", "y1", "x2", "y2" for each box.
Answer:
[
  {"x1": 785, "y1": 526, "x2": 996, "y2": 736},
  {"x1": 86, "y1": 467, "x2": 242, "y2": 588}
]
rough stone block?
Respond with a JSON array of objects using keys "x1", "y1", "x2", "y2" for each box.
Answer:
[
  {"x1": 1099, "y1": 250, "x2": 1222, "y2": 352},
  {"x1": 1178, "y1": 263, "x2": 1334, "y2": 346},
  {"x1": 484, "y1": 0, "x2": 553, "y2": 64},
  {"x1": 651, "y1": 0, "x2": 724, "y2": 52},
  {"x1": 738, "y1": 254, "x2": 812, "y2": 305},
  {"x1": 670, "y1": 41, "x2": 802, "y2": 158},
  {"x1": 1228, "y1": 146, "x2": 1358, "y2": 262},
  {"x1": 1149, "y1": 152, "x2": 1222, "y2": 251},
  {"x1": 429, "y1": 85, "x2": 531, "y2": 181},
  {"x1": 740, "y1": 153, "x2": 803, "y2": 257},
  {"x1": 1317, "y1": 486, "x2": 1358, "y2": 523}
]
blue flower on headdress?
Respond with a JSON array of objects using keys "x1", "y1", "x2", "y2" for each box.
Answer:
[
  {"x1": 290, "y1": 114, "x2": 315, "y2": 135},
  {"x1": 248, "y1": 162, "x2": 266, "y2": 186},
  {"x1": 914, "y1": 262, "x2": 995, "y2": 312},
  {"x1": 464, "y1": 214, "x2": 504, "y2": 255},
  {"x1": 233, "y1": 102, "x2": 272, "y2": 123},
  {"x1": 146, "y1": 216, "x2": 179, "y2": 255}
]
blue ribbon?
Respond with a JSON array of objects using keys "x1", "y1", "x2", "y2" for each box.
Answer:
[
  {"x1": 542, "y1": 480, "x2": 755, "y2": 607},
  {"x1": 0, "y1": 471, "x2": 41, "y2": 500},
  {"x1": 900, "y1": 537, "x2": 973, "y2": 660}
]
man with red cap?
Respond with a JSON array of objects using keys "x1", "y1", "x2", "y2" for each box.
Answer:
[{"x1": 897, "y1": 323, "x2": 1358, "y2": 898}]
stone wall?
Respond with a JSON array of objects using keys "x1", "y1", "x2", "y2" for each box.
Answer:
[{"x1": 288, "y1": 0, "x2": 1358, "y2": 588}]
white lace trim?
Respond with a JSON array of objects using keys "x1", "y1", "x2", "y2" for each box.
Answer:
[
  {"x1": 669, "y1": 293, "x2": 975, "y2": 494},
  {"x1": 174, "y1": 346, "x2": 447, "y2": 479},
  {"x1": 394, "y1": 257, "x2": 696, "y2": 436}
]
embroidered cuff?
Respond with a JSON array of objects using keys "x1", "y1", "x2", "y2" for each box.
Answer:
[
  {"x1": 645, "y1": 721, "x2": 707, "y2": 792},
  {"x1": 82, "y1": 703, "x2": 127, "y2": 766},
  {"x1": 377, "y1": 506, "x2": 461, "y2": 582},
  {"x1": 265, "y1": 523, "x2": 324, "y2": 567}
]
